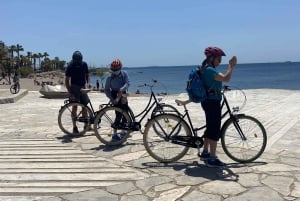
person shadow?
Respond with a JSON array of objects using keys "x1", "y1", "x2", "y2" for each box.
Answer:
[{"x1": 142, "y1": 160, "x2": 267, "y2": 181}]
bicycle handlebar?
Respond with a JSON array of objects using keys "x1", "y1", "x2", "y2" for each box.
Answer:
[{"x1": 138, "y1": 79, "x2": 158, "y2": 88}]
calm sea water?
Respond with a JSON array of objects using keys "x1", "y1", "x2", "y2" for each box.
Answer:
[{"x1": 91, "y1": 62, "x2": 300, "y2": 95}]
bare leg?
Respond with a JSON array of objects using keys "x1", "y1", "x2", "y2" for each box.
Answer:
[{"x1": 71, "y1": 105, "x2": 78, "y2": 128}]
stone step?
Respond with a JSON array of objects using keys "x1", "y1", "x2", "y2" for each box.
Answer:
[{"x1": 0, "y1": 138, "x2": 148, "y2": 196}]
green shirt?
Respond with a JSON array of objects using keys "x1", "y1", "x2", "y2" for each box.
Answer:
[{"x1": 202, "y1": 66, "x2": 222, "y2": 100}]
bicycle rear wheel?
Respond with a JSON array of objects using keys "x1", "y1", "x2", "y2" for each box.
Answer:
[
  {"x1": 93, "y1": 106, "x2": 132, "y2": 146},
  {"x1": 143, "y1": 114, "x2": 191, "y2": 163},
  {"x1": 58, "y1": 102, "x2": 93, "y2": 136},
  {"x1": 221, "y1": 114, "x2": 267, "y2": 163}
]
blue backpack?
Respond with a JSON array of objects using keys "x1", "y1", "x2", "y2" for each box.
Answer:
[{"x1": 186, "y1": 67, "x2": 207, "y2": 103}]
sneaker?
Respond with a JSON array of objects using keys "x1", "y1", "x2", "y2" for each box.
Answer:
[
  {"x1": 205, "y1": 157, "x2": 226, "y2": 168},
  {"x1": 73, "y1": 126, "x2": 79, "y2": 135},
  {"x1": 198, "y1": 151, "x2": 210, "y2": 161},
  {"x1": 111, "y1": 134, "x2": 121, "y2": 142}
]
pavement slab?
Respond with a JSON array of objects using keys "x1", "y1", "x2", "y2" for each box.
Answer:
[{"x1": 0, "y1": 89, "x2": 300, "y2": 200}]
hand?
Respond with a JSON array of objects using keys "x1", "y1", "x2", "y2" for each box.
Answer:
[
  {"x1": 117, "y1": 90, "x2": 122, "y2": 97},
  {"x1": 229, "y1": 56, "x2": 237, "y2": 68}
]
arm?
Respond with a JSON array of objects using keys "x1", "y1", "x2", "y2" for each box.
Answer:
[
  {"x1": 215, "y1": 56, "x2": 237, "y2": 82},
  {"x1": 65, "y1": 76, "x2": 72, "y2": 94},
  {"x1": 119, "y1": 71, "x2": 130, "y2": 92}
]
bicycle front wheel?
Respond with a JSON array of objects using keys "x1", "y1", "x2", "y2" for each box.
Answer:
[
  {"x1": 143, "y1": 114, "x2": 191, "y2": 163},
  {"x1": 58, "y1": 102, "x2": 93, "y2": 136},
  {"x1": 10, "y1": 85, "x2": 20, "y2": 94},
  {"x1": 94, "y1": 106, "x2": 132, "y2": 146},
  {"x1": 221, "y1": 114, "x2": 267, "y2": 163}
]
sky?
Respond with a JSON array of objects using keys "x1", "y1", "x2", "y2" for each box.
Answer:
[{"x1": 1, "y1": 0, "x2": 300, "y2": 67}]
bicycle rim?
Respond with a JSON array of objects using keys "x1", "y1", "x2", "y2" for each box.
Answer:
[
  {"x1": 94, "y1": 106, "x2": 132, "y2": 146},
  {"x1": 221, "y1": 115, "x2": 267, "y2": 163},
  {"x1": 58, "y1": 102, "x2": 93, "y2": 136},
  {"x1": 143, "y1": 114, "x2": 191, "y2": 163}
]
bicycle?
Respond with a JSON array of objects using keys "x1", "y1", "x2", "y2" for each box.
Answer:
[
  {"x1": 93, "y1": 79, "x2": 181, "y2": 146},
  {"x1": 58, "y1": 89, "x2": 97, "y2": 136},
  {"x1": 10, "y1": 83, "x2": 20, "y2": 94},
  {"x1": 143, "y1": 85, "x2": 267, "y2": 163}
]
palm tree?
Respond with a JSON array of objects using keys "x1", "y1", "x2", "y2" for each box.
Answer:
[
  {"x1": 26, "y1": 51, "x2": 32, "y2": 67},
  {"x1": 32, "y1": 53, "x2": 39, "y2": 72},
  {"x1": 38, "y1": 53, "x2": 43, "y2": 69},
  {"x1": 15, "y1": 44, "x2": 24, "y2": 68},
  {"x1": 43, "y1": 52, "x2": 49, "y2": 61}
]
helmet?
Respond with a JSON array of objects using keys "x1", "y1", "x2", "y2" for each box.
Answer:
[
  {"x1": 204, "y1": 47, "x2": 226, "y2": 57},
  {"x1": 110, "y1": 59, "x2": 122, "y2": 71},
  {"x1": 72, "y1": 51, "x2": 83, "y2": 63}
]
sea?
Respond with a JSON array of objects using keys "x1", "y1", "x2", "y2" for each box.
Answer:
[{"x1": 90, "y1": 62, "x2": 300, "y2": 95}]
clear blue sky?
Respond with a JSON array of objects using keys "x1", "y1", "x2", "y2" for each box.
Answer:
[{"x1": 1, "y1": 0, "x2": 300, "y2": 67}]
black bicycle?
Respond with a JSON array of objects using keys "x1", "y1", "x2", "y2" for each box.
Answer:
[
  {"x1": 10, "y1": 83, "x2": 20, "y2": 94},
  {"x1": 143, "y1": 85, "x2": 267, "y2": 163},
  {"x1": 93, "y1": 80, "x2": 181, "y2": 146},
  {"x1": 58, "y1": 89, "x2": 97, "y2": 136}
]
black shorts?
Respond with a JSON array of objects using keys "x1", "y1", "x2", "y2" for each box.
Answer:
[
  {"x1": 201, "y1": 99, "x2": 221, "y2": 141},
  {"x1": 71, "y1": 85, "x2": 90, "y2": 106}
]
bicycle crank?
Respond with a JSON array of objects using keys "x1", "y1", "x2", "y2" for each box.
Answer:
[{"x1": 171, "y1": 136, "x2": 204, "y2": 148}]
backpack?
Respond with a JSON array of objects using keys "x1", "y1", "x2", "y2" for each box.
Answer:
[{"x1": 186, "y1": 67, "x2": 207, "y2": 103}]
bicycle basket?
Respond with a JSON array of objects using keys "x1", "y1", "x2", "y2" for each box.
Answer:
[{"x1": 223, "y1": 86, "x2": 247, "y2": 113}]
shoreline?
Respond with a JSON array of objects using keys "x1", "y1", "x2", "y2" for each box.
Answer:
[{"x1": 1, "y1": 75, "x2": 300, "y2": 95}]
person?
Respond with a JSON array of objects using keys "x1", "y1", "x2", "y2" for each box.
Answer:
[
  {"x1": 13, "y1": 71, "x2": 20, "y2": 89},
  {"x1": 96, "y1": 80, "x2": 100, "y2": 91},
  {"x1": 199, "y1": 46, "x2": 237, "y2": 168},
  {"x1": 104, "y1": 59, "x2": 130, "y2": 141},
  {"x1": 65, "y1": 51, "x2": 91, "y2": 135}
]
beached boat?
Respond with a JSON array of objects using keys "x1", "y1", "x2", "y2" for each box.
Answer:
[{"x1": 39, "y1": 84, "x2": 69, "y2": 98}]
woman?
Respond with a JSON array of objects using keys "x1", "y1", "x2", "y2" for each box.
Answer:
[{"x1": 199, "y1": 46, "x2": 237, "y2": 167}]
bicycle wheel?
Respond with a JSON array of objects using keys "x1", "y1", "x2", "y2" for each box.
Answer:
[
  {"x1": 143, "y1": 113, "x2": 191, "y2": 163},
  {"x1": 221, "y1": 114, "x2": 267, "y2": 163},
  {"x1": 94, "y1": 106, "x2": 132, "y2": 146},
  {"x1": 10, "y1": 85, "x2": 19, "y2": 94},
  {"x1": 58, "y1": 102, "x2": 93, "y2": 136}
]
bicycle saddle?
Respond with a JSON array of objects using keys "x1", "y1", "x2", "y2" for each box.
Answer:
[{"x1": 175, "y1": 99, "x2": 191, "y2": 106}]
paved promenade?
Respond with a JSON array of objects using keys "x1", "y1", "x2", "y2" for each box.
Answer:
[{"x1": 0, "y1": 88, "x2": 300, "y2": 201}]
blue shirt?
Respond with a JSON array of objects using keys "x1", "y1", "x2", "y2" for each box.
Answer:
[
  {"x1": 104, "y1": 70, "x2": 130, "y2": 100},
  {"x1": 202, "y1": 66, "x2": 222, "y2": 100},
  {"x1": 65, "y1": 61, "x2": 89, "y2": 87}
]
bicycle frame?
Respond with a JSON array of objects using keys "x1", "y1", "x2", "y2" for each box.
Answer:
[
  {"x1": 130, "y1": 90, "x2": 164, "y2": 124},
  {"x1": 176, "y1": 86, "x2": 247, "y2": 140}
]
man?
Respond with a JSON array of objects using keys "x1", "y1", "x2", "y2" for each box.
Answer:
[{"x1": 65, "y1": 51, "x2": 91, "y2": 134}]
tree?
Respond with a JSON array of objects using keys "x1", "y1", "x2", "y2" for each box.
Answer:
[
  {"x1": 32, "y1": 53, "x2": 39, "y2": 72},
  {"x1": 15, "y1": 44, "x2": 24, "y2": 68}
]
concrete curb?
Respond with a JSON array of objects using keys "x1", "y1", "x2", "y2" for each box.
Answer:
[{"x1": 0, "y1": 89, "x2": 28, "y2": 104}]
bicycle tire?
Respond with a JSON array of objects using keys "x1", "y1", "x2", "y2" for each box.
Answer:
[
  {"x1": 143, "y1": 113, "x2": 191, "y2": 163},
  {"x1": 58, "y1": 102, "x2": 93, "y2": 136},
  {"x1": 221, "y1": 114, "x2": 267, "y2": 163},
  {"x1": 10, "y1": 85, "x2": 20, "y2": 94},
  {"x1": 93, "y1": 106, "x2": 132, "y2": 146}
]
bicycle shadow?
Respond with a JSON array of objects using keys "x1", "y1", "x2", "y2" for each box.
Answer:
[
  {"x1": 142, "y1": 160, "x2": 267, "y2": 181},
  {"x1": 91, "y1": 144, "x2": 127, "y2": 152}
]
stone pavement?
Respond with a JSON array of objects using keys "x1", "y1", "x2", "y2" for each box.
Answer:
[{"x1": 0, "y1": 89, "x2": 300, "y2": 201}]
